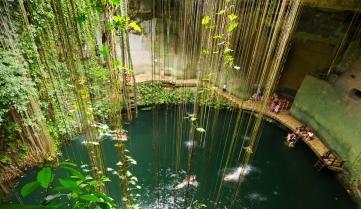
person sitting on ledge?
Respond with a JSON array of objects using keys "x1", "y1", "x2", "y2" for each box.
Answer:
[{"x1": 305, "y1": 128, "x2": 314, "y2": 141}]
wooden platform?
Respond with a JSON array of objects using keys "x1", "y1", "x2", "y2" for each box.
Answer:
[{"x1": 134, "y1": 75, "x2": 344, "y2": 172}]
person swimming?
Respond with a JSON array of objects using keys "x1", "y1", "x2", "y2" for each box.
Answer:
[
  {"x1": 175, "y1": 175, "x2": 199, "y2": 189},
  {"x1": 223, "y1": 166, "x2": 252, "y2": 182}
]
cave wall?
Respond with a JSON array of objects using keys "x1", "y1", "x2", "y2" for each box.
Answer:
[
  {"x1": 278, "y1": 7, "x2": 355, "y2": 95},
  {"x1": 336, "y1": 55, "x2": 361, "y2": 92},
  {"x1": 290, "y1": 75, "x2": 361, "y2": 178}
]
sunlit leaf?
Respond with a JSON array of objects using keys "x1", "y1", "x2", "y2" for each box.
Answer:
[
  {"x1": 201, "y1": 16, "x2": 211, "y2": 25},
  {"x1": 129, "y1": 21, "x2": 142, "y2": 32},
  {"x1": 37, "y1": 167, "x2": 52, "y2": 188},
  {"x1": 228, "y1": 14, "x2": 238, "y2": 21},
  {"x1": 109, "y1": 0, "x2": 121, "y2": 7},
  {"x1": 227, "y1": 22, "x2": 238, "y2": 32}
]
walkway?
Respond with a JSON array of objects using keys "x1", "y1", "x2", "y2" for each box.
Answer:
[
  {"x1": 134, "y1": 74, "x2": 344, "y2": 172},
  {"x1": 216, "y1": 90, "x2": 343, "y2": 171}
]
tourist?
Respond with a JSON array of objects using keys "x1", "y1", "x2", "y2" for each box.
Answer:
[
  {"x1": 274, "y1": 103, "x2": 281, "y2": 113},
  {"x1": 306, "y1": 128, "x2": 314, "y2": 140},
  {"x1": 223, "y1": 84, "x2": 227, "y2": 92},
  {"x1": 270, "y1": 102, "x2": 276, "y2": 112}
]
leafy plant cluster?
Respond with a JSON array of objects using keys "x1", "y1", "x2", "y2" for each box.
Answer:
[
  {"x1": 0, "y1": 50, "x2": 37, "y2": 166},
  {"x1": 0, "y1": 51, "x2": 36, "y2": 123},
  {"x1": 201, "y1": 2, "x2": 239, "y2": 68},
  {"x1": 137, "y1": 81, "x2": 233, "y2": 109},
  {"x1": 1, "y1": 163, "x2": 117, "y2": 209}
]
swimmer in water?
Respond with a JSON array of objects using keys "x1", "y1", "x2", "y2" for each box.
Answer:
[
  {"x1": 175, "y1": 175, "x2": 199, "y2": 189},
  {"x1": 223, "y1": 166, "x2": 252, "y2": 182}
]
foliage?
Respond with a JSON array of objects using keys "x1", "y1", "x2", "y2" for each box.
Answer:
[
  {"x1": 0, "y1": 50, "x2": 36, "y2": 123},
  {"x1": 201, "y1": 4, "x2": 239, "y2": 67},
  {"x1": 187, "y1": 200, "x2": 207, "y2": 209},
  {"x1": 137, "y1": 81, "x2": 232, "y2": 109},
  {"x1": 7, "y1": 164, "x2": 117, "y2": 209},
  {"x1": 0, "y1": 155, "x2": 12, "y2": 165}
]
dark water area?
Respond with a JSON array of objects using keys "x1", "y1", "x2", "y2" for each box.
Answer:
[{"x1": 11, "y1": 106, "x2": 357, "y2": 209}]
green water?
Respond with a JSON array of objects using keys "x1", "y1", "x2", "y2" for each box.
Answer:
[{"x1": 12, "y1": 106, "x2": 357, "y2": 209}]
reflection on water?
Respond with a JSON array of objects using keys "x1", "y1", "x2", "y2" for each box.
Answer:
[{"x1": 184, "y1": 140, "x2": 198, "y2": 149}]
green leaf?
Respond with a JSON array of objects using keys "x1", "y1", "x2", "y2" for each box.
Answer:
[
  {"x1": 21, "y1": 181, "x2": 40, "y2": 197},
  {"x1": 79, "y1": 194, "x2": 100, "y2": 202},
  {"x1": 227, "y1": 22, "x2": 238, "y2": 32},
  {"x1": 228, "y1": 14, "x2": 238, "y2": 21},
  {"x1": 201, "y1": 16, "x2": 211, "y2": 25},
  {"x1": 37, "y1": 167, "x2": 52, "y2": 188},
  {"x1": 59, "y1": 162, "x2": 77, "y2": 167},
  {"x1": 58, "y1": 178, "x2": 78, "y2": 191},
  {"x1": 59, "y1": 164, "x2": 85, "y2": 180},
  {"x1": 109, "y1": 0, "x2": 121, "y2": 7},
  {"x1": 129, "y1": 21, "x2": 142, "y2": 32},
  {"x1": 99, "y1": 46, "x2": 110, "y2": 57},
  {"x1": 106, "y1": 23, "x2": 115, "y2": 30}
]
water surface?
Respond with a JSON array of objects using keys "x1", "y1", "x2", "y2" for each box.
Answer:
[{"x1": 14, "y1": 106, "x2": 357, "y2": 209}]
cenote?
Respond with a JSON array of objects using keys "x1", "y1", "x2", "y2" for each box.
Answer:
[
  {"x1": 1, "y1": 0, "x2": 361, "y2": 208},
  {"x1": 11, "y1": 106, "x2": 357, "y2": 209}
]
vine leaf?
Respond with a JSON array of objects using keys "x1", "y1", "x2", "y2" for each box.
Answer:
[
  {"x1": 227, "y1": 22, "x2": 239, "y2": 32},
  {"x1": 79, "y1": 194, "x2": 100, "y2": 202},
  {"x1": 37, "y1": 167, "x2": 52, "y2": 188},
  {"x1": 201, "y1": 16, "x2": 211, "y2": 25},
  {"x1": 129, "y1": 21, "x2": 142, "y2": 32},
  {"x1": 21, "y1": 181, "x2": 40, "y2": 197},
  {"x1": 58, "y1": 178, "x2": 78, "y2": 191}
]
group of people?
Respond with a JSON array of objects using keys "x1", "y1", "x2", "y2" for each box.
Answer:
[
  {"x1": 249, "y1": 91, "x2": 290, "y2": 114},
  {"x1": 269, "y1": 93, "x2": 289, "y2": 113},
  {"x1": 286, "y1": 125, "x2": 315, "y2": 147}
]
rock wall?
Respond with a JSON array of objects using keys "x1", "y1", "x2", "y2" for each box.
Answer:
[
  {"x1": 290, "y1": 75, "x2": 361, "y2": 179},
  {"x1": 278, "y1": 7, "x2": 357, "y2": 95}
]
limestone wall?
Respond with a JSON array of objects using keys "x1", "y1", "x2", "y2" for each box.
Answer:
[{"x1": 290, "y1": 75, "x2": 361, "y2": 179}]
